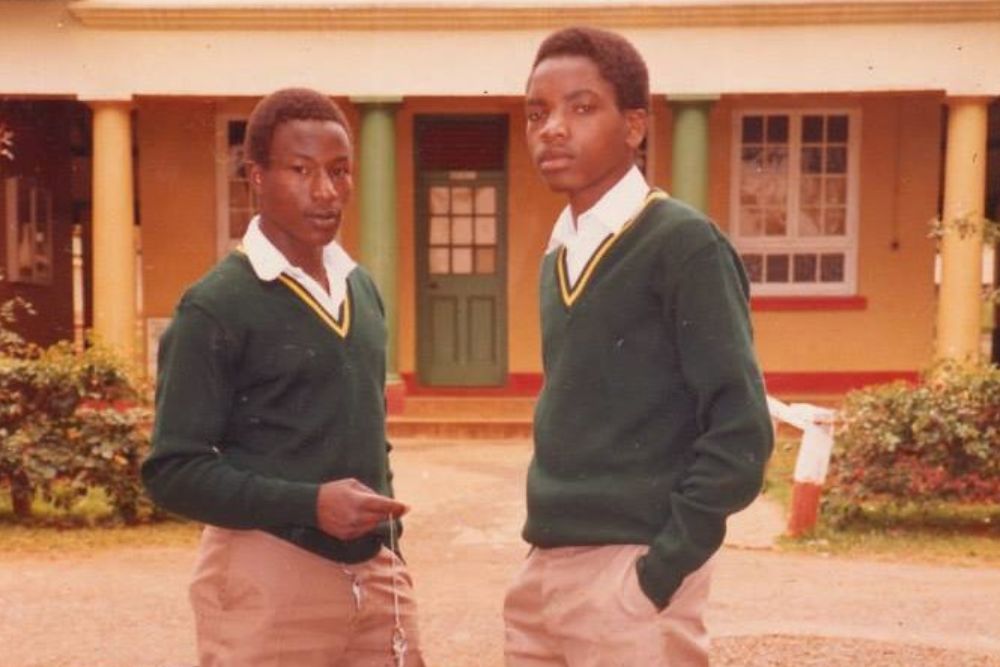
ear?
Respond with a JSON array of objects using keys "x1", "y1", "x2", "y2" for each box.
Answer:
[
  {"x1": 248, "y1": 162, "x2": 263, "y2": 194},
  {"x1": 623, "y1": 109, "x2": 648, "y2": 151}
]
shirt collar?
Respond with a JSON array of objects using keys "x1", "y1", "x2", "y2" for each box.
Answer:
[
  {"x1": 241, "y1": 215, "x2": 355, "y2": 282},
  {"x1": 547, "y1": 165, "x2": 649, "y2": 251}
]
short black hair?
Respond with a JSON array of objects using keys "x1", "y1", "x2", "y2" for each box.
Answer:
[
  {"x1": 244, "y1": 88, "x2": 351, "y2": 167},
  {"x1": 531, "y1": 27, "x2": 649, "y2": 111}
]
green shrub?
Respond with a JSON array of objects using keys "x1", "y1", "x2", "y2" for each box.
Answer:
[
  {"x1": 828, "y1": 362, "x2": 1000, "y2": 512},
  {"x1": 0, "y1": 300, "x2": 156, "y2": 525}
]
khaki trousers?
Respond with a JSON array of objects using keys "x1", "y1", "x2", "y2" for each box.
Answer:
[
  {"x1": 503, "y1": 544, "x2": 715, "y2": 667},
  {"x1": 189, "y1": 527, "x2": 424, "y2": 667}
]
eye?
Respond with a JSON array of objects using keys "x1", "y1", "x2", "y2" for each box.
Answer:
[
  {"x1": 574, "y1": 103, "x2": 594, "y2": 114},
  {"x1": 330, "y1": 165, "x2": 351, "y2": 178},
  {"x1": 291, "y1": 164, "x2": 311, "y2": 176},
  {"x1": 526, "y1": 109, "x2": 546, "y2": 123}
]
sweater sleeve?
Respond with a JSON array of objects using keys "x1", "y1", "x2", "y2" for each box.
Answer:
[
  {"x1": 141, "y1": 299, "x2": 320, "y2": 529},
  {"x1": 637, "y1": 237, "x2": 774, "y2": 608}
]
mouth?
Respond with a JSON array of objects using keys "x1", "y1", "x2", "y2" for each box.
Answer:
[
  {"x1": 537, "y1": 149, "x2": 574, "y2": 173},
  {"x1": 305, "y1": 211, "x2": 341, "y2": 228}
]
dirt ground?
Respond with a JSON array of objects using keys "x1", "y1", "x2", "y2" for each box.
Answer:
[{"x1": 1, "y1": 439, "x2": 999, "y2": 666}]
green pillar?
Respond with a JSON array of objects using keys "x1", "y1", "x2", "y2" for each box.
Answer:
[
  {"x1": 668, "y1": 95, "x2": 718, "y2": 213},
  {"x1": 354, "y1": 97, "x2": 401, "y2": 381}
]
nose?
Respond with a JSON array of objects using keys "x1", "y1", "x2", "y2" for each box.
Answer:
[
  {"x1": 311, "y1": 169, "x2": 338, "y2": 202},
  {"x1": 540, "y1": 108, "x2": 568, "y2": 142}
]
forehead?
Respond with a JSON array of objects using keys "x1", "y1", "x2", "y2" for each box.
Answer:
[
  {"x1": 526, "y1": 55, "x2": 613, "y2": 100},
  {"x1": 270, "y1": 119, "x2": 352, "y2": 158}
]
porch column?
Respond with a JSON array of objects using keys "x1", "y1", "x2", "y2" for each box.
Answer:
[
  {"x1": 936, "y1": 97, "x2": 990, "y2": 361},
  {"x1": 668, "y1": 95, "x2": 717, "y2": 212},
  {"x1": 354, "y1": 97, "x2": 403, "y2": 394},
  {"x1": 89, "y1": 100, "x2": 137, "y2": 363}
]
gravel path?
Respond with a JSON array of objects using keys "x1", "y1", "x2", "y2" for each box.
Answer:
[{"x1": 1, "y1": 439, "x2": 998, "y2": 666}]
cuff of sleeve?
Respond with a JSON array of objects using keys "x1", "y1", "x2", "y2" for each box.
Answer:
[
  {"x1": 637, "y1": 551, "x2": 687, "y2": 610},
  {"x1": 284, "y1": 482, "x2": 322, "y2": 528}
]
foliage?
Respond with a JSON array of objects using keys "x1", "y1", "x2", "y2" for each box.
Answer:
[
  {"x1": 0, "y1": 300, "x2": 156, "y2": 525},
  {"x1": 827, "y1": 361, "x2": 1000, "y2": 519}
]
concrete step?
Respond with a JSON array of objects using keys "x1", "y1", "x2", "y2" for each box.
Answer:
[{"x1": 387, "y1": 396, "x2": 534, "y2": 440}]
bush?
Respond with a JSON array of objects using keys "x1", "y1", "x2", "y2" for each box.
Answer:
[
  {"x1": 827, "y1": 362, "x2": 1000, "y2": 512},
  {"x1": 0, "y1": 299, "x2": 156, "y2": 525}
]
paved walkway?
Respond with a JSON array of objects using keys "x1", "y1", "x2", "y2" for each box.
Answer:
[{"x1": 1, "y1": 439, "x2": 998, "y2": 666}]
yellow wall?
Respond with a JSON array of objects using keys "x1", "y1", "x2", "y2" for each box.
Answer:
[{"x1": 710, "y1": 93, "x2": 942, "y2": 373}]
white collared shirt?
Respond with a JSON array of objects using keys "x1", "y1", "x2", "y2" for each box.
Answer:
[
  {"x1": 241, "y1": 216, "x2": 357, "y2": 317},
  {"x1": 546, "y1": 166, "x2": 650, "y2": 287}
]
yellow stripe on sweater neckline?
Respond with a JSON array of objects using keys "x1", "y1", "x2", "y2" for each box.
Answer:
[
  {"x1": 277, "y1": 273, "x2": 352, "y2": 338},
  {"x1": 556, "y1": 190, "x2": 669, "y2": 308}
]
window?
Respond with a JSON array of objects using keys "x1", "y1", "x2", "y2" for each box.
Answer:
[
  {"x1": 730, "y1": 110, "x2": 860, "y2": 295},
  {"x1": 215, "y1": 117, "x2": 256, "y2": 257},
  {"x1": 3, "y1": 176, "x2": 53, "y2": 285}
]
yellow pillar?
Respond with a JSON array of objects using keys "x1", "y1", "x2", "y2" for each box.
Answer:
[
  {"x1": 935, "y1": 98, "x2": 990, "y2": 362},
  {"x1": 89, "y1": 101, "x2": 137, "y2": 362}
]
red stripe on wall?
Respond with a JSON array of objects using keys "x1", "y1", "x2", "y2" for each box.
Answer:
[{"x1": 401, "y1": 370, "x2": 918, "y2": 397}]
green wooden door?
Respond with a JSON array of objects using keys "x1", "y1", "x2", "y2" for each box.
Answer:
[{"x1": 416, "y1": 171, "x2": 507, "y2": 386}]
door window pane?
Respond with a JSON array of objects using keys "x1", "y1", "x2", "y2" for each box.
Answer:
[
  {"x1": 429, "y1": 247, "x2": 450, "y2": 274},
  {"x1": 793, "y1": 254, "x2": 818, "y2": 282},
  {"x1": 430, "y1": 216, "x2": 450, "y2": 245},
  {"x1": 475, "y1": 186, "x2": 496, "y2": 214},
  {"x1": 430, "y1": 186, "x2": 450, "y2": 214},
  {"x1": 824, "y1": 208, "x2": 847, "y2": 235},
  {"x1": 799, "y1": 208, "x2": 821, "y2": 236},
  {"x1": 742, "y1": 116, "x2": 763, "y2": 143},
  {"x1": 766, "y1": 254, "x2": 790, "y2": 282},
  {"x1": 475, "y1": 247, "x2": 496, "y2": 274},
  {"x1": 827, "y1": 115, "x2": 849, "y2": 142},
  {"x1": 452, "y1": 247, "x2": 473, "y2": 274},
  {"x1": 765, "y1": 210, "x2": 787, "y2": 236},
  {"x1": 451, "y1": 187, "x2": 473, "y2": 214},
  {"x1": 741, "y1": 254, "x2": 763, "y2": 282},
  {"x1": 452, "y1": 216, "x2": 473, "y2": 245},
  {"x1": 474, "y1": 216, "x2": 496, "y2": 245}
]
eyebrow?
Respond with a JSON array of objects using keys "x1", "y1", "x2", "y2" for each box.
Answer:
[{"x1": 525, "y1": 88, "x2": 598, "y2": 106}]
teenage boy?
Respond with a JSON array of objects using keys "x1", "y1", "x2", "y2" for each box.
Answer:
[
  {"x1": 142, "y1": 88, "x2": 424, "y2": 667},
  {"x1": 503, "y1": 28, "x2": 773, "y2": 666}
]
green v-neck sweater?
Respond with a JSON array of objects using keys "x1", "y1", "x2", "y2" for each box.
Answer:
[
  {"x1": 526, "y1": 194, "x2": 773, "y2": 608},
  {"x1": 142, "y1": 252, "x2": 395, "y2": 564}
]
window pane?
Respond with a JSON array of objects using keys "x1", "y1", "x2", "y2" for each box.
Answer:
[
  {"x1": 452, "y1": 247, "x2": 473, "y2": 274},
  {"x1": 827, "y1": 115, "x2": 849, "y2": 142},
  {"x1": 742, "y1": 116, "x2": 763, "y2": 143},
  {"x1": 451, "y1": 186, "x2": 473, "y2": 214},
  {"x1": 766, "y1": 254, "x2": 790, "y2": 282},
  {"x1": 475, "y1": 247, "x2": 496, "y2": 274},
  {"x1": 740, "y1": 208, "x2": 763, "y2": 236},
  {"x1": 430, "y1": 216, "x2": 450, "y2": 245},
  {"x1": 802, "y1": 115, "x2": 824, "y2": 143},
  {"x1": 765, "y1": 146, "x2": 788, "y2": 172},
  {"x1": 741, "y1": 146, "x2": 763, "y2": 172},
  {"x1": 799, "y1": 208, "x2": 822, "y2": 236},
  {"x1": 801, "y1": 147, "x2": 823, "y2": 174},
  {"x1": 429, "y1": 247, "x2": 450, "y2": 274},
  {"x1": 474, "y1": 216, "x2": 496, "y2": 245},
  {"x1": 800, "y1": 176, "x2": 822, "y2": 206},
  {"x1": 766, "y1": 115, "x2": 789, "y2": 143},
  {"x1": 451, "y1": 216, "x2": 473, "y2": 244},
  {"x1": 475, "y1": 186, "x2": 496, "y2": 214},
  {"x1": 820, "y1": 253, "x2": 845, "y2": 282},
  {"x1": 824, "y1": 208, "x2": 847, "y2": 235},
  {"x1": 742, "y1": 254, "x2": 763, "y2": 282},
  {"x1": 793, "y1": 254, "x2": 818, "y2": 282},
  {"x1": 765, "y1": 210, "x2": 787, "y2": 236},
  {"x1": 430, "y1": 186, "x2": 450, "y2": 214},
  {"x1": 826, "y1": 147, "x2": 847, "y2": 174},
  {"x1": 825, "y1": 177, "x2": 847, "y2": 205}
]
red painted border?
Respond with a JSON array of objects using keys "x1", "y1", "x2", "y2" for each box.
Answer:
[
  {"x1": 401, "y1": 370, "x2": 918, "y2": 397},
  {"x1": 751, "y1": 296, "x2": 868, "y2": 311},
  {"x1": 764, "y1": 371, "x2": 919, "y2": 394},
  {"x1": 401, "y1": 372, "x2": 543, "y2": 397}
]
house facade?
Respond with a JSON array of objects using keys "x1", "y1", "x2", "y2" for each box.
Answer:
[{"x1": 1, "y1": 0, "x2": 998, "y2": 398}]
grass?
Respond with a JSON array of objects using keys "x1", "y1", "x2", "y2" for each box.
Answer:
[
  {"x1": 765, "y1": 436, "x2": 1000, "y2": 566},
  {"x1": 0, "y1": 485, "x2": 200, "y2": 556}
]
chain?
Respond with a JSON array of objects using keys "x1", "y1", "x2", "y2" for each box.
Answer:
[{"x1": 388, "y1": 514, "x2": 408, "y2": 667}]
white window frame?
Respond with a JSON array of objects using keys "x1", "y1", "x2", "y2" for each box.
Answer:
[
  {"x1": 214, "y1": 114, "x2": 255, "y2": 259},
  {"x1": 729, "y1": 108, "x2": 862, "y2": 296}
]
